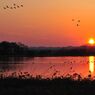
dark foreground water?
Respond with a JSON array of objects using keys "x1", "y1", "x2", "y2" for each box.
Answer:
[{"x1": 0, "y1": 56, "x2": 94, "y2": 79}]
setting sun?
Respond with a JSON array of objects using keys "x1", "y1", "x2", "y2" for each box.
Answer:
[{"x1": 88, "y1": 38, "x2": 95, "y2": 45}]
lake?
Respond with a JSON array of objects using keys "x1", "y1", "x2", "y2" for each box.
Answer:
[{"x1": 0, "y1": 56, "x2": 94, "y2": 79}]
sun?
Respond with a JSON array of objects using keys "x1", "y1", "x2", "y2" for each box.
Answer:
[{"x1": 88, "y1": 38, "x2": 95, "y2": 45}]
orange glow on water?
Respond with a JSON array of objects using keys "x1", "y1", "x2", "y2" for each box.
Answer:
[{"x1": 1, "y1": 56, "x2": 95, "y2": 79}]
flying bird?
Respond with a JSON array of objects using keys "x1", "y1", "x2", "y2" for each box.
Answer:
[
  {"x1": 3, "y1": 7, "x2": 6, "y2": 9},
  {"x1": 72, "y1": 19, "x2": 74, "y2": 21},
  {"x1": 10, "y1": 7, "x2": 13, "y2": 9},
  {"x1": 6, "y1": 5, "x2": 9, "y2": 8},
  {"x1": 14, "y1": 7, "x2": 16, "y2": 9},
  {"x1": 17, "y1": 5, "x2": 20, "y2": 8},
  {"x1": 78, "y1": 20, "x2": 80, "y2": 22},
  {"x1": 13, "y1": 3, "x2": 16, "y2": 6},
  {"x1": 77, "y1": 24, "x2": 80, "y2": 26},
  {"x1": 21, "y1": 5, "x2": 23, "y2": 7}
]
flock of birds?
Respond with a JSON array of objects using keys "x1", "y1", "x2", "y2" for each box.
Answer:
[
  {"x1": 72, "y1": 19, "x2": 80, "y2": 27},
  {"x1": 71, "y1": 18, "x2": 81, "y2": 32},
  {"x1": 3, "y1": 3, "x2": 23, "y2": 10}
]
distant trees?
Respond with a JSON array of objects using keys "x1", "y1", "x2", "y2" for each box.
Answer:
[
  {"x1": 0, "y1": 41, "x2": 29, "y2": 57},
  {"x1": 0, "y1": 41, "x2": 95, "y2": 57}
]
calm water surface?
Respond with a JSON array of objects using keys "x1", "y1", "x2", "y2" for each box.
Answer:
[{"x1": 0, "y1": 56, "x2": 94, "y2": 78}]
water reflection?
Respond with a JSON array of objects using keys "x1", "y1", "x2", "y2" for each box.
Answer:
[
  {"x1": 0, "y1": 57, "x2": 34, "y2": 64},
  {"x1": 89, "y1": 56, "x2": 94, "y2": 74},
  {"x1": 0, "y1": 56, "x2": 95, "y2": 79}
]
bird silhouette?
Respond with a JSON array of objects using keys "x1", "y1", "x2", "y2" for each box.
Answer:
[
  {"x1": 3, "y1": 7, "x2": 6, "y2": 9},
  {"x1": 72, "y1": 19, "x2": 74, "y2": 21},
  {"x1": 21, "y1": 5, "x2": 23, "y2": 7},
  {"x1": 6, "y1": 5, "x2": 9, "y2": 8},
  {"x1": 13, "y1": 3, "x2": 16, "y2": 6},
  {"x1": 78, "y1": 20, "x2": 80, "y2": 22},
  {"x1": 77, "y1": 24, "x2": 80, "y2": 26},
  {"x1": 17, "y1": 5, "x2": 20, "y2": 8},
  {"x1": 10, "y1": 7, "x2": 13, "y2": 9},
  {"x1": 14, "y1": 7, "x2": 16, "y2": 9}
]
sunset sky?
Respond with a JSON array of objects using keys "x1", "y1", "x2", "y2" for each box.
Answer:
[{"x1": 0, "y1": 0, "x2": 95, "y2": 47}]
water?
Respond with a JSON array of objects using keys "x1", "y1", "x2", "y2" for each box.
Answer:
[{"x1": 0, "y1": 56, "x2": 94, "y2": 79}]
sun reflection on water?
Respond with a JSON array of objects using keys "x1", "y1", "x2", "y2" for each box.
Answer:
[{"x1": 89, "y1": 56, "x2": 94, "y2": 74}]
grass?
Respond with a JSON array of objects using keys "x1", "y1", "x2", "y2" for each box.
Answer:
[{"x1": 0, "y1": 73, "x2": 95, "y2": 95}]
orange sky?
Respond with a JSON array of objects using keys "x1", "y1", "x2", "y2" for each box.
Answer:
[{"x1": 0, "y1": 0, "x2": 95, "y2": 46}]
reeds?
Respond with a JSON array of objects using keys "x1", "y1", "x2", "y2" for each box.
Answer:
[{"x1": 0, "y1": 71, "x2": 94, "y2": 81}]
